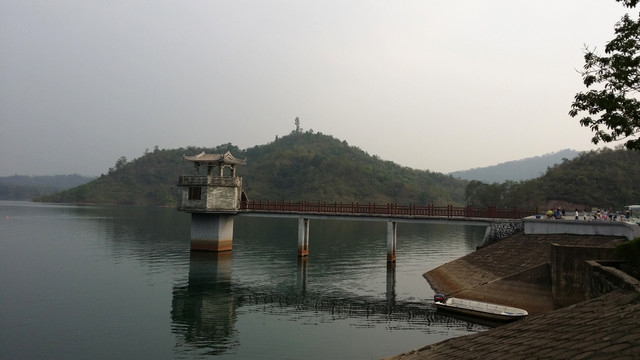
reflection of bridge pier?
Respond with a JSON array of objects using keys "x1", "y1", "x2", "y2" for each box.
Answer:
[
  {"x1": 296, "y1": 257, "x2": 308, "y2": 293},
  {"x1": 386, "y1": 262, "x2": 396, "y2": 307}
]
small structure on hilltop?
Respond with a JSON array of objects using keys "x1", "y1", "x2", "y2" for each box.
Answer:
[{"x1": 177, "y1": 151, "x2": 246, "y2": 251}]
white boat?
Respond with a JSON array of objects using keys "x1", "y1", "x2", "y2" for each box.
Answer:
[{"x1": 434, "y1": 295, "x2": 528, "y2": 322}]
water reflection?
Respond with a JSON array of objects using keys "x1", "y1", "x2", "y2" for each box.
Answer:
[
  {"x1": 387, "y1": 262, "x2": 397, "y2": 307},
  {"x1": 170, "y1": 249, "x2": 487, "y2": 357},
  {"x1": 1, "y1": 202, "x2": 488, "y2": 360},
  {"x1": 171, "y1": 252, "x2": 238, "y2": 356},
  {"x1": 296, "y1": 257, "x2": 308, "y2": 293}
]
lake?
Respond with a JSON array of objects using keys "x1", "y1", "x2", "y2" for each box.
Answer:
[{"x1": 0, "y1": 201, "x2": 489, "y2": 359}]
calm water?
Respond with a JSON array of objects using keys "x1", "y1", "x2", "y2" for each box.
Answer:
[{"x1": 0, "y1": 201, "x2": 489, "y2": 359}]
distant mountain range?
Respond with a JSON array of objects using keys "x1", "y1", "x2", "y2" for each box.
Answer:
[
  {"x1": 0, "y1": 174, "x2": 95, "y2": 201},
  {"x1": 449, "y1": 149, "x2": 581, "y2": 183}
]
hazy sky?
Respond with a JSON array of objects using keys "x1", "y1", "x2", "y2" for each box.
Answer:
[{"x1": 0, "y1": 1, "x2": 632, "y2": 176}]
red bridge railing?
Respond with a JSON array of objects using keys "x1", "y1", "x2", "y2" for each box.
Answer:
[{"x1": 240, "y1": 200, "x2": 537, "y2": 219}]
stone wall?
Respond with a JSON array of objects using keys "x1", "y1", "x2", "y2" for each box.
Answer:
[
  {"x1": 550, "y1": 244, "x2": 618, "y2": 307},
  {"x1": 178, "y1": 176, "x2": 243, "y2": 213},
  {"x1": 586, "y1": 260, "x2": 640, "y2": 300},
  {"x1": 480, "y1": 220, "x2": 523, "y2": 247}
]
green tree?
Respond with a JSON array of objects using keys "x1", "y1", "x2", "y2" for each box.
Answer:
[{"x1": 569, "y1": 0, "x2": 640, "y2": 151}]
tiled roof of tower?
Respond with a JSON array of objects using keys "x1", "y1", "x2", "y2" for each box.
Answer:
[{"x1": 182, "y1": 151, "x2": 246, "y2": 165}]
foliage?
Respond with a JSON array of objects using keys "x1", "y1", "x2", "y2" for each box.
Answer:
[
  {"x1": 569, "y1": 1, "x2": 640, "y2": 151},
  {"x1": 614, "y1": 237, "x2": 640, "y2": 277},
  {"x1": 36, "y1": 132, "x2": 469, "y2": 206},
  {"x1": 465, "y1": 147, "x2": 640, "y2": 211}
]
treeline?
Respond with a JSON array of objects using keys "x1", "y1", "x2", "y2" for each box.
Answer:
[
  {"x1": 36, "y1": 132, "x2": 468, "y2": 206},
  {"x1": 241, "y1": 132, "x2": 465, "y2": 204},
  {"x1": 0, "y1": 174, "x2": 94, "y2": 201},
  {"x1": 465, "y1": 147, "x2": 640, "y2": 211},
  {"x1": 33, "y1": 134, "x2": 640, "y2": 211}
]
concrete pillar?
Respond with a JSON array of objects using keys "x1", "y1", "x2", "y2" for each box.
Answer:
[
  {"x1": 190, "y1": 213, "x2": 234, "y2": 252},
  {"x1": 387, "y1": 221, "x2": 397, "y2": 262},
  {"x1": 298, "y1": 217, "x2": 310, "y2": 257}
]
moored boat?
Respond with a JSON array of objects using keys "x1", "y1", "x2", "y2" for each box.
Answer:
[{"x1": 434, "y1": 294, "x2": 528, "y2": 322}]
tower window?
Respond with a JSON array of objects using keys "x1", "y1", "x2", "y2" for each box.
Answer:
[{"x1": 188, "y1": 187, "x2": 202, "y2": 200}]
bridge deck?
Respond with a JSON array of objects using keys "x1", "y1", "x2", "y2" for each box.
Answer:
[{"x1": 240, "y1": 201, "x2": 536, "y2": 222}]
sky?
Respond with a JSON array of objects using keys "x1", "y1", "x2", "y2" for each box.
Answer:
[{"x1": 0, "y1": 1, "x2": 633, "y2": 177}]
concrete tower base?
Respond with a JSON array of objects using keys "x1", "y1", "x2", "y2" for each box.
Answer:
[{"x1": 190, "y1": 213, "x2": 234, "y2": 252}]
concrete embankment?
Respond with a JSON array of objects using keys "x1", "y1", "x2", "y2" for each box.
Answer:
[
  {"x1": 384, "y1": 230, "x2": 640, "y2": 359},
  {"x1": 424, "y1": 232, "x2": 624, "y2": 314}
]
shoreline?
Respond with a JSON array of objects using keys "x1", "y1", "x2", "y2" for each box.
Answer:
[{"x1": 383, "y1": 231, "x2": 629, "y2": 359}]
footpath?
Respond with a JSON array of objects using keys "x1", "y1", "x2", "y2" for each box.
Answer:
[{"x1": 385, "y1": 232, "x2": 640, "y2": 359}]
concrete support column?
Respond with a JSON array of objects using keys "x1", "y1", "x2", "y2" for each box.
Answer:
[
  {"x1": 190, "y1": 213, "x2": 234, "y2": 252},
  {"x1": 387, "y1": 221, "x2": 397, "y2": 262},
  {"x1": 298, "y1": 217, "x2": 310, "y2": 257}
]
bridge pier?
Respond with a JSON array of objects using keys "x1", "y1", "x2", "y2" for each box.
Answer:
[
  {"x1": 298, "y1": 217, "x2": 310, "y2": 257},
  {"x1": 190, "y1": 213, "x2": 234, "y2": 252},
  {"x1": 387, "y1": 221, "x2": 397, "y2": 262}
]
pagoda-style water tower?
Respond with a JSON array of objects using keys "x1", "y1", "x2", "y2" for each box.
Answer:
[{"x1": 177, "y1": 151, "x2": 246, "y2": 252}]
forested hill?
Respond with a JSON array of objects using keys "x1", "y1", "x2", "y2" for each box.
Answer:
[
  {"x1": 449, "y1": 149, "x2": 581, "y2": 183},
  {"x1": 36, "y1": 132, "x2": 468, "y2": 206},
  {"x1": 465, "y1": 147, "x2": 640, "y2": 211},
  {"x1": 537, "y1": 147, "x2": 640, "y2": 209}
]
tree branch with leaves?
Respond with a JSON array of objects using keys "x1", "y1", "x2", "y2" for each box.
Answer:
[{"x1": 569, "y1": 0, "x2": 640, "y2": 150}]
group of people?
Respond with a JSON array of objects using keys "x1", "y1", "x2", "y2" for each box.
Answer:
[
  {"x1": 590, "y1": 208, "x2": 623, "y2": 221},
  {"x1": 546, "y1": 208, "x2": 565, "y2": 219},
  {"x1": 545, "y1": 207, "x2": 624, "y2": 221},
  {"x1": 547, "y1": 208, "x2": 564, "y2": 219}
]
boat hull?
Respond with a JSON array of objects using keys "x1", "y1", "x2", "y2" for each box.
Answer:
[{"x1": 435, "y1": 297, "x2": 528, "y2": 322}]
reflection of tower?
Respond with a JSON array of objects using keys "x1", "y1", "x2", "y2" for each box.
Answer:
[
  {"x1": 386, "y1": 262, "x2": 396, "y2": 307},
  {"x1": 177, "y1": 151, "x2": 246, "y2": 252},
  {"x1": 171, "y1": 252, "x2": 238, "y2": 355}
]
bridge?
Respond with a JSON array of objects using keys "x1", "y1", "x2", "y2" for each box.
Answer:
[
  {"x1": 176, "y1": 151, "x2": 536, "y2": 261},
  {"x1": 240, "y1": 200, "x2": 534, "y2": 219},
  {"x1": 237, "y1": 200, "x2": 534, "y2": 261}
]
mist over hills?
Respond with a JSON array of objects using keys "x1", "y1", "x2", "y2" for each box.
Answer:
[
  {"x1": 0, "y1": 174, "x2": 95, "y2": 201},
  {"x1": 449, "y1": 149, "x2": 581, "y2": 183}
]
